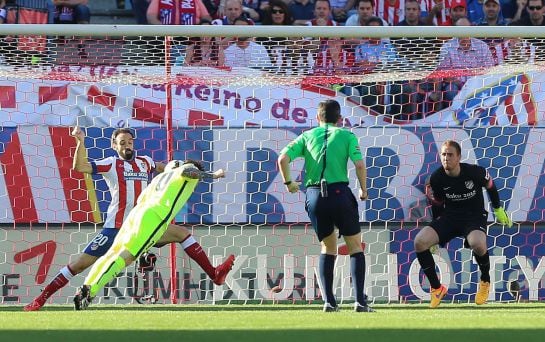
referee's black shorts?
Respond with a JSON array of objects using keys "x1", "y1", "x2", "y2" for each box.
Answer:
[
  {"x1": 430, "y1": 212, "x2": 488, "y2": 246},
  {"x1": 305, "y1": 182, "x2": 361, "y2": 241}
]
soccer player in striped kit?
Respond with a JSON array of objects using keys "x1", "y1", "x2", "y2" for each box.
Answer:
[
  {"x1": 24, "y1": 128, "x2": 234, "y2": 311},
  {"x1": 74, "y1": 160, "x2": 227, "y2": 310}
]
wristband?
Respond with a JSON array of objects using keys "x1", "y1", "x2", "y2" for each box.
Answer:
[{"x1": 284, "y1": 180, "x2": 292, "y2": 186}]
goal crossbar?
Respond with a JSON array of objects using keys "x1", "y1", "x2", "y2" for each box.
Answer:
[{"x1": 1, "y1": 24, "x2": 545, "y2": 38}]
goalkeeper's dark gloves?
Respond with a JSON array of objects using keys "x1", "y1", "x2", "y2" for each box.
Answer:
[{"x1": 493, "y1": 207, "x2": 513, "y2": 228}]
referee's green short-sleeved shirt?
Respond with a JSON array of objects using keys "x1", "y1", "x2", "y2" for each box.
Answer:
[{"x1": 280, "y1": 123, "x2": 363, "y2": 186}]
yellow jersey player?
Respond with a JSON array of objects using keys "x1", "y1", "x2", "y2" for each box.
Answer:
[{"x1": 74, "y1": 159, "x2": 232, "y2": 309}]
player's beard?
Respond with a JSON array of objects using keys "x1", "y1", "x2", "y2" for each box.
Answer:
[{"x1": 121, "y1": 149, "x2": 134, "y2": 160}]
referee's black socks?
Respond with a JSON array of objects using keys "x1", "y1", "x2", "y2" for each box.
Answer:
[
  {"x1": 350, "y1": 252, "x2": 367, "y2": 305},
  {"x1": 319, "y1": 254, "x2": 337, "y2": 307}
]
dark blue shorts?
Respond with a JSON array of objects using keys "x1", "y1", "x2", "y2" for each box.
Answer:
[
  {"x1": 305, "y1": 182, "x2": 361, "y2": 241},
  {"x1": 430, "y1": 213, "x2": 488, "y2": 246},
  {"x1": 83, "y1": 227, "x2": 119, "y2": 257}
]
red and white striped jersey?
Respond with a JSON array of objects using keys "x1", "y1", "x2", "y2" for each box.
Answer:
[
  {"x1": 494, "y1": 40, "x2": 536, "y2": 65},
  {"x1": 314, "y1": 44, "x2": 355, "y2": 71},
  {"x1": 91, "y1": 155, "x2": 156, "y2": 228},
  {"x1": 421, "y1": 0, "x2": 452, "y2": 26},
  {"x1": 375, "y1": 0, "x2": 406, "y2": 26}
]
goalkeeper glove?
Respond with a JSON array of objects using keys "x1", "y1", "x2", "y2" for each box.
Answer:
[{"x1": 493, "y1": 207, "x2": 513, "y2": 228}]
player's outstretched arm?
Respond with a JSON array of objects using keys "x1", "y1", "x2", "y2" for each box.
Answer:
[
  {"x1": 70, "y1": 126, "x2": 93, "y2": 174},
  {"x1": 180, "y1": 163, "x2": 226, "y2": 180},
  {"x1": 198, "y1": 168, "x2": 226, "y2": 179}
]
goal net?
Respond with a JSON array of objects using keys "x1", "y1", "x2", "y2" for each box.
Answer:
[{"x1": 0, "y1": 24, "x2": 544, "y2": 306}]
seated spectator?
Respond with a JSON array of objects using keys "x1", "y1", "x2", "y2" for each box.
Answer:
[
  {"x1": 220, "y1": 16, "x2": 273, "y2": 70},
  {"x1": 426, "y1": 0, "x2": 466, "y2": 25},
  {"x1": 330, "y1": 0, "x2": 356, "y2": 23},
  {"x1": 351, "y1": 17, "x2": 417, "y2": 119},
  {"x1": 512, "y1": 0, "x2": 529, "y2": 23},
  {"x1": 214, "y1": 0, "x2": 254, "y2": 24},
  {"x1": 499, "y1": 0, "x2": 517, "y2": 21},
  {"x1": 510, "y1": 0, "x2": 545, "y2": 58},
  {"x1": 313, "y1": 39, "x2": 354, "y2": 74},
  {"x1": 260, "y1": 0, "x2": 293, "y2": 24},
  {"x1": 398, "y1": 0, "x2": 428, "y2": 25},
  {"x1": 435, "y1": 17, "x2": 495, "y2": 108},
  {"x1": 147, "y1": 0, "x2": 212, "y2": 24},
  {"x1": 184, "y1": 19, "x2": 224, "y2": 66},
  {"x1": 203, "y1": 0, "x2": 221, "y2": 19},
  {"x1": 375, "y1": 0, "x2": 407, "y2": 25},
  {"x1": 510, "y1": 0, "x2": 545, "y2": 24},
  {"x1": 290, "y1": 0, "x2": 315, "y2": 25},
  {"x1": 53, "y1": 0, "x2": 90, "y2": 24},
  {"x1": 259, "y1": 1, "x2": 300, "y2": 72},
  {"x1": 394, "y1": 0, "x2": 438, "y2": 69},
  {"x1": 131, "y1": 0, "x2": 151, "y2": 24},
  {"x1": 475, "y1": 0, "x2": 507, "y2": 25},
  {"x1": 346, "y1": 0, "x2": 388, "y2": 26},
  {"x1": 306, "y1": 0, "x2": 342, "y2": 72},
  {"x1": 0, "y1": 0, "x2": 6, "y2": 24},
  {"x1": 494, "y1": 38, "x2": 536, "y2": 64},
  {"x1": 307, "y1": 0, "x2": 337, "y2": 25},
  {"x1": 240, "y1": 0, "x2": 263, "y2": 22}
]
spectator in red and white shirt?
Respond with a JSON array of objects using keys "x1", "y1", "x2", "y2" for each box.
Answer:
[
  {"x1": 306, "y1": 0, "x2": 349, "y2": 73},
  {"x1": 147, "y1": 0, "x2": 212, "y2": 25},
  {"x1": 375, "y1": 0, "x2": 409, "y2": 25},
  {"x1": 425, "y1": 0, "x2": 467, "y2": 25},
  {"x1": 24, "y1": 127, "x2": 231, "y2": 311},
  {"x1": 494, "y1": 38, "x2": 536, "y2": 64}
]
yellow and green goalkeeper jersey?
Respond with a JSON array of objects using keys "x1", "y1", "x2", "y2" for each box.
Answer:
[{"x1": 136, "y1": 165, "x2": 199, "y2": 221}]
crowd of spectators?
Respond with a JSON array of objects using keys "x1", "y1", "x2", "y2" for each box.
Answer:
[
  {"x1": 1, "y1": 0, "x2": 542, "y2": 120},
  {"x1": 129, "y1": 0, "x2": 542, "y2": 119}
]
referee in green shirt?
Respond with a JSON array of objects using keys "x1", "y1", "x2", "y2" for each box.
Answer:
[{"x1": 278, "y1": 99, "x2": 374, "y2": 313}]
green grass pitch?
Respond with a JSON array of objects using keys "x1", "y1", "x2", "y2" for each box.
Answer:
[{"x1": 2, "y1": 303, "x2": 545, "y2": 342}]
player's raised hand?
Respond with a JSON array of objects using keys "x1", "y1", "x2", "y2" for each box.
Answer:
[
  {"x1": 71, "y1": 126, "x2": 85, "y2": 142},
  {"x1": 493, "y1": 207, "x2": 513, "y2": 228}
]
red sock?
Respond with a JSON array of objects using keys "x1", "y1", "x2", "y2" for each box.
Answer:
[
  {"x1": 181, "y1": 236, "x2": 215, "y2": 279},
  {"x1": 41, "y1": 266, "x2": 74, "y2": 300}
]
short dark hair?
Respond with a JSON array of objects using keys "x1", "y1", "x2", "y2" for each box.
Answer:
[
  {"x1": 184, "y1": 159, "x2": 204, "y2": 171},
  {"x1": 111, "y1": 128, "x2": 135, "y2": 142},
  {"x1": 317, "y1": 100, "x2": 341, "y2": 124},
  {"x1": 233, "y1": 15, "x2": 251, "y2": 24},
  {"x1": 365, "y1": 16, "x2": 384, "y2": 26},
  {"x1": 315, "y1": 0, "x2": 331, "y2": 9},
  {"x1": 528, "y1": 0, "x2": 545, "y2": 6},
  {"x1": 357, "y1": 0, "x2": 375, "y2": 7},
  {"x1": 442, "y1": 140, "x2": 461, "y2": 156}
]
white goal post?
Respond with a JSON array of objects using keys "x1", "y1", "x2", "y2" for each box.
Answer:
[{"x1": 0, "y1": 24, "x2": 544, "y2": 306}]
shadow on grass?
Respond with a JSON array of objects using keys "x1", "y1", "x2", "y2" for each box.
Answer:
[{"x1": 3, "y1": 329, "x2": 545, "y2": 342}]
